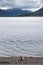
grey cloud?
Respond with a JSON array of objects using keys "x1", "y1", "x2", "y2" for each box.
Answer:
[{"x1": 0, "y1": 0, "x2": 43, "y2": 9}]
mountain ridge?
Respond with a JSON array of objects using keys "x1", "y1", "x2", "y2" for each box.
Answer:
[
  {"x1": 0, "y1": 7, "x2": 43, "y2": 16},
  {"x1": 31, "y1": 7, "x2": 43, "y2": 16},
  {"x1": 0, "y1": 8, "x2": 32, "y2": 17}
]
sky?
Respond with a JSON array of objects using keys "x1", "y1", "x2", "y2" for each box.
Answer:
[{"x1": 0, "y1": 0, "x2": 43, "y2": 11}]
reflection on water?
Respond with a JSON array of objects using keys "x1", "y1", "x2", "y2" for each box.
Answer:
[{"x1": 0, "y1": 17, "x2": 43, "y2": 57}]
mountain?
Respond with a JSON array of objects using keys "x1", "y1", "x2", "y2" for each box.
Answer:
[
  {"x1": 0, "y1": 7, "x2": 43, "y2": 16},
  {"x1": 31, "y1": 7, "x2": 43, "y2": 16},
  {"x1": 0, "y1": 8, "x2": 32, "y2": 17}
]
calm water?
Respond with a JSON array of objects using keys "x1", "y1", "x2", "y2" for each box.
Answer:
[{"x1": 0, "y1": 17, "x2": 43, "y2": 57}]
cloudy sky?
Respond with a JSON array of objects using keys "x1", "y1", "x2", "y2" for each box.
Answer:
[{"x1": 0, "y1": 0, "x2": 43, "y2": 11}]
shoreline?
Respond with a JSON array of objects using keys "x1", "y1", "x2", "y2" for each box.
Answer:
[{"x1": 0, "y1": 57, "x2": 43, "y2": 64}]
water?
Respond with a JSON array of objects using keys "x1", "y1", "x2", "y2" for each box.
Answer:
[{"x1": 0, "y1": 17, "x2": 43, "y2": 57}]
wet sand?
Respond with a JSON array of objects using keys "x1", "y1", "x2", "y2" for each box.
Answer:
[{"x1": 0, "y1": 57, "x2": 43, "y2": 65}]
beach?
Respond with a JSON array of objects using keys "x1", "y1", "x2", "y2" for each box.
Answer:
[{"x1": 0, "y1": 57, "x2": 43, "y2": 65}]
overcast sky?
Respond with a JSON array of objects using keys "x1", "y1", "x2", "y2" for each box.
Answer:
[{"x1": 0, "y1": 0, "x2": 43, "y2": 10}]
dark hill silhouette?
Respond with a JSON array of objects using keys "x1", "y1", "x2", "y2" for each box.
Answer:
[
  {"x1": 0, "y1": 8, "x2": 32, "y2": 17},
  {"x1": 0, "y1": 7, "x2": 43, "y2": 16},
  {"x1": 31, "y1": 7, "x2": 43, "y2": 16}
]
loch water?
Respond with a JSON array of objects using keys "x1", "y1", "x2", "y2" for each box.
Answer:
[{"x1": 0, "y1": 17, "x2": 43, "y2": 57}]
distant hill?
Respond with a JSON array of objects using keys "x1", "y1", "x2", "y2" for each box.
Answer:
[
  {"x1": 0, "y1": 7, "x2": 43, "y2": 16},
  {"x1": 31, "y1": 7, "x2": 43, "y2": 16},
  {"x1": 0, "y1": 8, "x2": 32, "y2": 17}
]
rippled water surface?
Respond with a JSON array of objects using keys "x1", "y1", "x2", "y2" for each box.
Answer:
[{"x1": 0, "y1": 17, "x2": 43, "y2": 57}]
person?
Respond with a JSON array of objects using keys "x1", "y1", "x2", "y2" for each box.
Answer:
[{"x1": 19, "y1": 56, "x2": 23, "y2": 61}]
